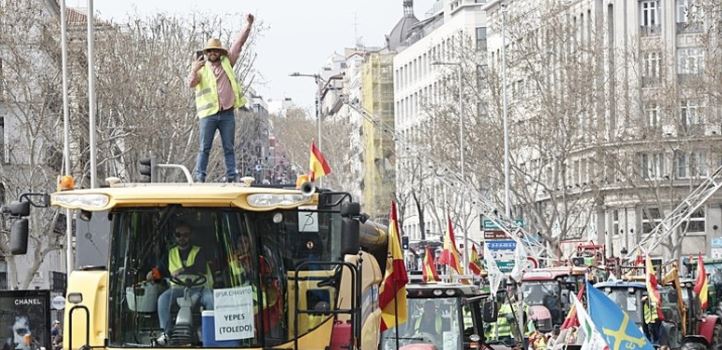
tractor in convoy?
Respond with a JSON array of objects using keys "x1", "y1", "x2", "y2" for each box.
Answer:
[
  {"x1": 521, "y1": 267, "x2": 588, "y2": 332},
  {"x1": 8, "y1": 174, "x2": 394, "y2": 350},
  {"x1": 379, "y1": 282, "x2": 522, "y2": 350},
  {"x1": 595, "y1": 277, "x2": 722, "y2": 350}
]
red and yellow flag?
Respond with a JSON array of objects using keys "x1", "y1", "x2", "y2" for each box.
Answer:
[
  {"x1": 560, "y1": 284, "x2": 586, "y2": 330},
  {"x1": 379, "y1": 201, "x2": 409, "y2": 331},
  {"x1": 309, "y1": 141, "x2": 331, "y2": 181},
  {"x1": 645, "y1": 255, "x2": 664, "y2": 320},
  {"x1": 468, "y1": 244, "x2": 483, "y2": 276},
  {"x1": 694, "y1": 254, "x2": 709, "y2": 310},
  {"x1": 439, "y1": 215, "x2": 463, "y2": 274},
  {"x1": 422, "y1": 246, "x2": 440, "y2": 283}
]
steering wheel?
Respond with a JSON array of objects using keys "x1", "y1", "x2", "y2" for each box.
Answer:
[
  {"x1": 169, "y1": 272, "x2": 207, "y2": 288},
  {"x1": 413, "y1": 331, "x2": 439, "y2": 346}
]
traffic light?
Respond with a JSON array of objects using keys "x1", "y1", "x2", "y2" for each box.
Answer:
[
  {"x1": 402, "y1": 236, "x2": 409, "y2": 250},
  {"x1": 2, "y1": 200, "x2": 30, "y2": 255},
  {"x1": 139, "y1": 157, "x2": 157, "y2": 182}
]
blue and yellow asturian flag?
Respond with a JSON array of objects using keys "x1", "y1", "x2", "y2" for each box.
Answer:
[{"x1": 586, "y1": 282, "x2": 654, "y2": 350}]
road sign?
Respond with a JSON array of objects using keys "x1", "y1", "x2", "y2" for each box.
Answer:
[
  {"x1": 482, "y1": 218, "x2": 524, "y2": 230},
  {"x1": 52, "y1": 295, "x2": 65, "y2": 310},
  {"x1": 485, "y1": 240, "x2": 516, "y2": 273},
  {"x1": 484, "y1": 231, "x2": 510, "y2": 240}
]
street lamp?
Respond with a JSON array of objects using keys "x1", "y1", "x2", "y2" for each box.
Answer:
[
  {"x1": 432, "y1": 60, "x2": 467, "y2": 273},
  {"x1": 289, "y1": 71, "x2": 322, "y2": 151},
  {"x1": 501, "y1": 3, "x2": 511, "y2": 219},
  {"x1": 289, "y1": 71, "x2": 344, "y2": 186}
]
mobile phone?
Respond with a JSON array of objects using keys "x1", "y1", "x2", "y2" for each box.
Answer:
[{"x1": 195, "y1": 50, "x2": 204, "y2": 60}]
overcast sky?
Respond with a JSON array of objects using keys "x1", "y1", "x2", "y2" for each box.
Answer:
[{"x1": 77, "y1": 0, "x2": 437, "y2": 111}]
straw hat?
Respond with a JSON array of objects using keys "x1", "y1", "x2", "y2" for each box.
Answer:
[{"x1": 203, "y1": 38, "x2": 228, "y2": 55}]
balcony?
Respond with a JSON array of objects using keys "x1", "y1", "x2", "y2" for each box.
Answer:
[
  {"x1": 640, "y1": 25, "x2": 661, "y2": 37},
  {"x1": 676, "y1": 22, "x2": 704, "y2": 34}
]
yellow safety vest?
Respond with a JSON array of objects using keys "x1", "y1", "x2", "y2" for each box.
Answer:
[
  {"x1": 491, "y1": 303, "x2": 514, "y2": 338},
  {"x1": 194, "y1": 56, "x2": 246, "y2": 118},
  {"x1": 168, "y1": 246, "x2": 212, "y2": 287},
  {"x1": 228, "y1": 259, "x2": 272, "y2": 310},
  {"x1": 644, "y1": 302, "x2": 658, "y2": 324}
]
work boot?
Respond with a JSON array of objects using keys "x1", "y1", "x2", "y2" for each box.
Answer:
[{"x1": 155, "y1": 333, "x2": 168, "y2": 346}]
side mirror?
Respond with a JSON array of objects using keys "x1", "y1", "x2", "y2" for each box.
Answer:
[
  {"x1": 7, "y1": 201, "x2": 30, "y2": 217},
  {"x1": 482, "y1": 300, "x2": 498, "y2": 323},
  {"x1": 341, "y1": 217, "x2": 360, "y2": 255},
  {"x1": 340, "y1": 202, "x2": 360, "y2": 256},
  {"x1": 11, "y1": 218, "x2": 29, "y2": 255}
]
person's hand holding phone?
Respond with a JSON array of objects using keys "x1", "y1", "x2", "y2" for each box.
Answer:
[{"x1": 192, "y1": 51, "x2": 205, "y2": 71}]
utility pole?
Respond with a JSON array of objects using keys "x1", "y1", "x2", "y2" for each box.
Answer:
[
  {"x1": 59, "y1": 0, "x2": 73, "y2": 273},
  {"x1": 87, "y1": 0, "x2": 97, "y2": 189}
]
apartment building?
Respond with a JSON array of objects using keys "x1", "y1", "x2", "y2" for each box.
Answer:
[
  {"x1": 485, "y1": 0, "x2": 722, "y2": 258},
  {"x1": 393, "y1": 0, "x2": 489, "y2": 242}
]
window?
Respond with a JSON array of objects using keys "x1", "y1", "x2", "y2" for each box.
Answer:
[
  {"x1": 678, "y1": 48, "x2": 705, "y2": 74},
  {"x1": 643, "y1": 52, "x2": 661, "y2": 79},
  {"x1": 475, "y1": 27, "x2": 487, "y2": 51},
  {"x1": 642, "y1": 207, "x2": 662, "y2": 234},
  {"x1": 677, "y1": 0, "x2": 690, "y2": 22},
  {"x1": 0, "y1": 115, "x2": 4, "y2": 164},
  {"x1": 645, "y1": 104, "x2": 660, "y2": 128},
  {"x1": 677, "y1": 0, "x2": 704, "y2": 23},
  {"x1": 641, "y1": 1, "x2": 659, "y2": 27},
  {"x1": 641, "y1": 152, "x2": 664, "y2": 179},
  {"x1": 573, "y1": 160, "x2": 580, "y2": 185},
  {"x1": 682, "y1": 208, "x2": 705, "y2": 233},
  {"x1": 680, "y1": 99, "x2": 703, "y2": 126},
  {"x1": 612, "y1": 209, "x2": 620, "y2": 236},
  {"x1": 690, "y1": 151, "x2": 707, "y2": 176},
  {"x1": 675, "y1": 151, "x2": 688, "y2": 178}
]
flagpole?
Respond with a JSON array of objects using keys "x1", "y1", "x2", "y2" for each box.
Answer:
[{"x1": 394, "y1": 274, "x2": 400, "y2": 350}]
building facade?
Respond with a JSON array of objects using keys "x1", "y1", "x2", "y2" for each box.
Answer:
[
  {"x1": 361, "y1": 51, "x2": 396, "y2": 221},
  {"x1": 393, "y1": 0, "x2": 489, "y2": 244},
  {"x1": 484, "y1": 0, "x2": 722, "y2": 258}
]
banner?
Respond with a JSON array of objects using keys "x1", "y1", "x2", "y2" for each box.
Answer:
[{"x1": 0, "y1": 290, "x2": 51, "y2": 350}]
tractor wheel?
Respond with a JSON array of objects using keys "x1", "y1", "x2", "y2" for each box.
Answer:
[{"x1": 714, "y1": 323, "x2": 722, "y2": 347}]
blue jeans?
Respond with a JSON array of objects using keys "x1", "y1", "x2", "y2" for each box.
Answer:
[
  {"x1": 194, "y1": 109, "x2": 237, "y2": 182},
  {"x1": 157, "y1": 286, "x2": 214, "y2": 333}
]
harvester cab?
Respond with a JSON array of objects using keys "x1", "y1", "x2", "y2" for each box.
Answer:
[{"x1": 10, "y1": 179, "x2": 392, "y2": 350}]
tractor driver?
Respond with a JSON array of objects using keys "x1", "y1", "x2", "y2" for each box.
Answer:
[{"x1": 147, "y1": 222, "x2": 214, "y2": 345}]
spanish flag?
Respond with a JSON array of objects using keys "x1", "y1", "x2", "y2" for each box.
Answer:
[
  {"x1": 439, "y1": 215, "x2": 463, "y2": 274},
  {"x1": 645, "y1": 255, "x2": 664, "y2": 320},
  {"x1": 379, "y1": 201, "x2": 408, "y2": 331},
  {"x1": 309, "y1": 141, "x2": 331, "y2": 181},
  {"x1": 468, "y1": 244, "x2": 484, "y2": 276},
  {"x1": 422, "y1": 246, "x2": 440, "y2": 283},
  {"x1": 560, "y1": 283, "x2": 586, "y2": 329},
  {"x1": 694, "y1": 254, "x2": 709, "y2": 310}
]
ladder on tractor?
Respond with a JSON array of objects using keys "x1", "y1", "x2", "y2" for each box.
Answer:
[{"x1": 625, "y1": 164, "x2": 722, "y2": 261}]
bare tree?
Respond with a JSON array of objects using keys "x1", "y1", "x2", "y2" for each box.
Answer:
[
  {"x1": 0, "y1": 2, "x2": 265, "y2": 286},
  {"x1": 0, "y1": 0, "x2": 68, "y2": 288}
]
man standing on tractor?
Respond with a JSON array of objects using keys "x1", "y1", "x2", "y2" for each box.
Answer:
[{"x1": 188, "y1": 14, "x2": 254, "y2": 183}]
